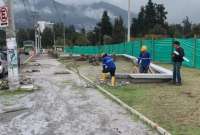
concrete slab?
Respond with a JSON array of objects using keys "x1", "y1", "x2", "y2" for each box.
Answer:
[{"x1": 116, "y1": 54, "x2": 173, "y2": 82}]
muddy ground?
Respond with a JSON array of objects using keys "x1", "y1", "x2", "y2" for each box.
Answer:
[
  {"x1": 61, "y1": 57, "x2": 136, "y2": 83},
  {"x1": 0, "y1": 55, "x2": 157, "y2": 135}
]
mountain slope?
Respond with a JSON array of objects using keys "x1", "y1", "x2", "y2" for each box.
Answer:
[{"x1": 10, "y1": 0, "x2": 136, "y2": 29}]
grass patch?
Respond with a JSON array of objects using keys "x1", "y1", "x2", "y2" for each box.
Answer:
[
  {"x1": 0, "y1": 88, "x2": 33, "y2": 97},
  {"x1": 61, "y1": 58, "x2": 200, "y2": 135},
  {"x1": 103, "y1": 65, "x2": 200, "y2": 135}
]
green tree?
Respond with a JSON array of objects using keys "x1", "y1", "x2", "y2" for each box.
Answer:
[
  {"x1": 167, "y1": 24, "x2": 183, "y2": 38},
  {"x1": 149, "y1": 24, "x2": 167, "y2": 35},
  {"x1": 16, "y1": 29, "x2": 28, "y2": 48},
  {"x1": 54, "y1": 23, "x2": 64, "y2": 41},
  {"x1": 87, "y1": 31, "x2": 98, "y2": 45},
  {"x1": 74, "y1": 34, "x2": 89, "y2": 45},
  {"x1": 131, "y1": 6, "x2": 146, "y2": 36},
  {"x1": 112, "y1": 16, "x2": 125, "y2": 43},
  {"x1": 192, "y1": 24, "x2": 200, "y2": 37},
  {"x1": 131, "y1": 18, "x2": 139, "y2": 37},
  {"x1": 131, "y1": 1, "x2": 168, "y2": 36},
  {"x1": 55, "y1": 38, "x2": 64, "y2": 46},
  {"x1": 26, "y1": 28, "x2": 35, "y2": 41},
  {"x1": 94, "y1": 25, "x2": 101, "y2": 44},
  {"x1": 65, "y1": 25, "x2": 76, "y2": 44},
  {"x1": 145, "y1": 0, "x2": 157, "y2": 32},
  {"x1": 99, "y1": 11, "x2": 113, "y2": 44},
  {"x1": 81, "y1": 28, "x2": 86, "y2": 35},
  {"x1": 41, "y1": 28, "x2": 54, "y2": 48},
  {"x1": 137, "y1": 6, "x2": 146, "y2": 35},
  {"x1": 182, "y1": 16, "x2": 192, "y2": 37},
  {"x1": 103, "y1": 35, "x2": 113, "y2": 44},
  {"x1": 155, "y1": 4, "x2": 167, "y2": 26}
]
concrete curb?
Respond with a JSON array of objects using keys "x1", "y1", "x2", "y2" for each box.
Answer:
[{"x1": 79, "y1": 73, "x2": 171, "y2": 135}]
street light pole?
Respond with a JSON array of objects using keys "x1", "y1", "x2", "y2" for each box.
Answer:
[
  {"x1": 127, "y1": 0, "x2": 131, "y2": 42},
  {"x1": 5, "y1": 0, "x2": 19, "y2": 89},
  {"x1": 63, "y1": 23, "x2": 65, "y2": 46}
]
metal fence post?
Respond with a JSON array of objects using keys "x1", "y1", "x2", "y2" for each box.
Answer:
[
  {"x1": 132, "y1": 41, "x2": 134, "y2": 56},
  {"x1": 140, "y1": 39, "x2": 143, "y2": 49},
  {"x1": 152, "y1": 38, "x2": 155, "y2": 61},
  {"x1": 171, "y1": 38, "x2": 175, "y2": 64},
  {"x1": 193, "y1": 38, "x2": 197, "y2": 68}
]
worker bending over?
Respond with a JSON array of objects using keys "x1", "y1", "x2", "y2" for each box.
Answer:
[
  {"x1": 101, "y1": 54, "x2": 116, "y2": 87},
  {"x1": 137, "y1": 46, "x2": 151, "y2": 73}
]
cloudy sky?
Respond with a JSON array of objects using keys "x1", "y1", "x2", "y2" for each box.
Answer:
[
  {"x1": 0, "y1": 0, "x2": 199, "y2": 23},
  {"x1": 56, "y1": 0, "x2": 200, "y2": 23}
]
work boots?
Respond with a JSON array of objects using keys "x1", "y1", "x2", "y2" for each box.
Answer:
[
  {"x1": 111, "y1": 76, "x2": 116, "y2": 87},
  {"x1": 100, "y1": 73, "x2": 107, "y2": 81}
]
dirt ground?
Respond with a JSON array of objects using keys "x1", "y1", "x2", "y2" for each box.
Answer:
[
  {"x1": 65, "y1": 57, "x2": 135, "y2": 83},
  {"x1": 0, "y1": 55, "x2": 157, "y2": 135},
  {"x1": 62, "y1": 58, "x2": 200, "y2": 135}
]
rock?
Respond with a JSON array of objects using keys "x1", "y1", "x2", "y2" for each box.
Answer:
[
  {"x1": 25, "y1": 69, "x2": 40, "y2": 73},
  {"x1": 1, "y1": 105, "x2": 28, "y2": 114},
  {"x1": 20, "y1": 78, "x2": 33, "y2": 85},
  {"x1": 20, "y1": 85, "x2": 34, "y2": 90},
  {"x1": 32, "y1": 70, "x2": 40, "y2": 72},
  {"x1": 29, "y1": 63, "x2": 41, "y2": 66},
  {"x1": 54, "y1": 71, "x2": 71, "y2": 75},
  {"x1": 0, "y1": 80, "x2": 9, "y2": 90}
]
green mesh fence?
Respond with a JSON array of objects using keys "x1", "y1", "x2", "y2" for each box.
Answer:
[
  {"x1": 64, "y1": 38, "x2": 200, "y2": 69},
  {"x1": 154, "y1": 38, "x2": 173, "y2": 63},
  {"x1": 195, "y1": 39, "x2": 200, "y2": 69}
]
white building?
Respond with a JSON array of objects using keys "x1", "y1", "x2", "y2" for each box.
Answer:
[{"x1": 37, "y1": 21, "x2": 54, "y2": 33}]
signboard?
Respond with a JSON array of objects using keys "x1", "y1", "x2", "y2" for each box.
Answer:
[
  {"x1": 7, "y1": 38, "x2": 18, "y2": 66},
  {"x1": 0, "y1": 6, "x2": 9, "y2": 27}
]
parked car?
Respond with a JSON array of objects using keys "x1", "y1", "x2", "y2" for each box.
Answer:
[{"x1": 0, "y1": 52, "x2": 8, "y2": 78}]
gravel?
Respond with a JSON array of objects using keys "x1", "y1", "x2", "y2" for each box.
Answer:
[{"x1": 0, "y1": 55, "x2": 157, "y2": 135}]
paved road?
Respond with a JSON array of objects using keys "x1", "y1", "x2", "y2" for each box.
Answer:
[{"x1": 0, "y1": 55, "x2": 157, "y2": 135}]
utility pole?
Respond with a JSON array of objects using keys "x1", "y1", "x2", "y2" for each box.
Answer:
[
  {"x1": 63, "y1": 23, "x2": 65, "y2": 46},
  {"x1": 5, "y1": 0, "x2": 19, "y2": 89},
  {"x1": 53, "y1": 27, "x2": 56, "y2": 46},
  {"x1": 39, "y1": 31, "x2": 41, "y2": 53},
  {"x1": 35, "y1": 24, "x2": 39, "y2": 54},
  {"x1": 127, "y1": 0, "x2": 131, "y2": 42}
]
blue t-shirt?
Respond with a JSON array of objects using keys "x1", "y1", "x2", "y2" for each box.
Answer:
[
  {"x1": 103, "y1": 56, "x2": 116, "y2": 70},
  {"x1": 138, "y1": 52, "x2": 151, "y2": 67}
]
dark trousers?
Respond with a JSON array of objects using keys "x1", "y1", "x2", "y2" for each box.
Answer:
[
  {"x1": 173, "y1": 62, "x2": 182, "y2": 83},
  {"x1": 139, "y1": 65, "x2": 149, "y2": 73},
  {"x1": 103, "y1": 68, "x2": 116, "y2": 77}
]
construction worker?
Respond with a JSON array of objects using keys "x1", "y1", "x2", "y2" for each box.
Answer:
[
  {"x1": 101, "y1": 53, "x2": 116, "y2": 86},
  {"x1": 137, "y1": 46, "x2": 151, "y2": 73},
  {"x1": 172, "y1": 41, "x2": 185, "y2": 86}
]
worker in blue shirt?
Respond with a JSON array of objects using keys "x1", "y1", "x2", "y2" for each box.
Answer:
[
  {"x1": 137, "y1": 46, "x2": 151, "y2": 73},
  {"x1": 100, "y1": 53, "x2": 116, "y2": 86}
]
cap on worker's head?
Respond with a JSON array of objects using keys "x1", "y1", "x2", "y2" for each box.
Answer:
[
  {"x1": 173, "y1": 41, "x2": 180, "y2": 46},
  {"x1": 102, "y1": 53, "x2": 108, "y2": 58},
  {"x1": 141, "y1": 46, "x2": 147, "y2": 52}
]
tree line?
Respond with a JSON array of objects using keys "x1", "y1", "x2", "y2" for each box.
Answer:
[
  {"x1": 0, "y1": 0, "x2": 200, "y2": 48},
  {"x1": 131, "y1": 0, "x2": 200, "y2": 38}
]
